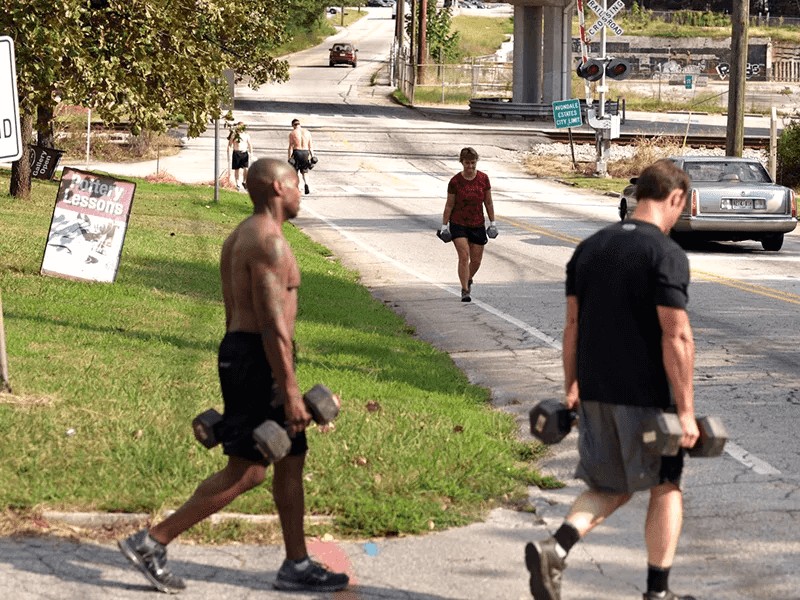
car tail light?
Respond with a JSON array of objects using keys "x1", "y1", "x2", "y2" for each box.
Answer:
[
  {"x1": 690, "y1": 189, "x2": 698, "y2": 216},
  {"x1": 791, "y1": 189, "x2": 797, "y2": 218}
]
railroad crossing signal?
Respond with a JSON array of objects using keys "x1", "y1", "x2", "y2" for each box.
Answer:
[
  {"x1": 586, "y1": 0, "x2": 625, "y2": 37},
  {"x1": 577, "y1": 58, "x2": 631, "y2": 81}
]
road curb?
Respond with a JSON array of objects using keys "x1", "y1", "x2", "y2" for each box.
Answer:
[{"x1": 41, "y1": 510, "x2": 334, "y2": 529}]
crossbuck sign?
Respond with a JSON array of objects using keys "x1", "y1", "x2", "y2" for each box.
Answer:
[{"x1": 586, "y1": 0, "x2": 625, "y2": 37}]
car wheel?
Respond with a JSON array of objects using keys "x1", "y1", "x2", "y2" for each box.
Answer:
[
  {"x1": 329, "y1": 61, "x2": 334, "y2": 67},
  {"x1": 761, "y1": 233, "x2": 784, "y2": 251},
  {"x1": 352, "y1": 62, "x2": 357, "y2": 68}
]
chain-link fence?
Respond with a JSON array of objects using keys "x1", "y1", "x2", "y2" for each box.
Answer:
[{"x1": 391, "y1": 45, "x2": 512, "y2": 104}]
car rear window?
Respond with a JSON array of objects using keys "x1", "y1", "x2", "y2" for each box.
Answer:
[{"x1": 683, "y1": 161, "x2": 770, "y2": 183}]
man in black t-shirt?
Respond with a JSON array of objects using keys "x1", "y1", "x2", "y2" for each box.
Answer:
[{"x1": 525, "y1": 159, "x2": 700, "y2": 600}]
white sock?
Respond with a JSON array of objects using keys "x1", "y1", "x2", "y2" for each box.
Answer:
[
  {"x1": 554, "y1": 542, "x2": 568, "y2": 560},
  {"x1": 292, "y1": 557, "x2": 311, "y2": 571}
]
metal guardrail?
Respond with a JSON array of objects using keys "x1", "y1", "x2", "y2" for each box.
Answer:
[
  {"x1": 469, "y1": 97, "x2": 626, "y2": 123},
  {"x1": 468, "y1": 98, "x2": 553, "y2": 119}
]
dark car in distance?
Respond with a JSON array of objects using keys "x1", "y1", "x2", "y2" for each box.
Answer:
[
  {"x1": 329, "y1": 43, "x2": 357, "y2": 68},
  {"x1": 619, "y1": 156, "x2": 798, "y2": 251}
]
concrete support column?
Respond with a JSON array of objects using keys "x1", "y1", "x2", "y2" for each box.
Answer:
[
  {"x1": 513, "y1": 5, "x2": 543, "y2": 103},
  {"x1": 542, "y1": 6, "x2": 565, "y2": 104}
]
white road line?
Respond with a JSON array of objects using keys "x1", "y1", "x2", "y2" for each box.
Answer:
[
  {"x1": 302, "y1": 204, "x2": 782, "y2": 477},
  {"x1": 302, "y1": 204, "x2": 561, "y2": 350},
  {"x1": 724, "y1": 442, "x2": 781, "y2": 475}
]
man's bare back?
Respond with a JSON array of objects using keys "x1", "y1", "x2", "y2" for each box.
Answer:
[{"x1": 288, "y1": 120, "x2": 313, "y2": 155}]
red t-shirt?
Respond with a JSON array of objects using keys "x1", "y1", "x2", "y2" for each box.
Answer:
[{"x1": 447, "y1": 171, "x2": 491, "y2": 227}]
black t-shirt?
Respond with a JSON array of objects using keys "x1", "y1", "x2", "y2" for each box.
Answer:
[{"x1": 565, "y1": 219, "x2": 689, "y2": 408}]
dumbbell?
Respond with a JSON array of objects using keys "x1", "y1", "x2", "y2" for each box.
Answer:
[
  {"x1": 253, "y1": 384, "x2": 341, "y2": 462},
  {"x1": 192, "y1": 409, "x2": 226, "y2": 449},
  {"x1": 192, "y1": 384, "x2": 340, "y2": 457},
  {"x1": 192, "y1": 409, "x2": 292, "y2": 461},
  {"x1": 276, "y1": 384, "x2": 340, "y2": 425},
  {"x1": 529, "y1": 399, "x2": 578, "y2": 445},
  {"x1": 642, "y1": 413, "x2": 728, "y2": 457}
]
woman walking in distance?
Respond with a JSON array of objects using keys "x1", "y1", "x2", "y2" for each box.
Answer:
[{"x1": 438, "y1": 147, "x2": 497, "y2": 302}]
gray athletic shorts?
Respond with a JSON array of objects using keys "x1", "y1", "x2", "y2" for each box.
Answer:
[{"x1": 575, "y1": 401, "x2": 684, "y2": 494}]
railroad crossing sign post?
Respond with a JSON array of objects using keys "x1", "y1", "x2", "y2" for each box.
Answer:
[
  {"x1": 0, "y1": 36, "x2": 22, "y2": 163},
  {"x1": 585, "y1": 0, "x2": 625, "y2": 177}
]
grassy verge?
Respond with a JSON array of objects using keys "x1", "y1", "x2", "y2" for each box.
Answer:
[
  {"x1": 451, "y1": 15, "x2": 513, "y2": 59},
  {"x1": 0, "y1": 171, "x2": 556, "y2": 542},
  {"x1": 275, "y1": 9, "x2": 366, "y2": 56}
]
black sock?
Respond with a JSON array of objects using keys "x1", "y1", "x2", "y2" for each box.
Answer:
[
  {"x1": 553, "y1": 522, "x2": 581, "y2": 555},
  {"x1": 647, "y1": 564, "x2": 670, "y2": 594}
]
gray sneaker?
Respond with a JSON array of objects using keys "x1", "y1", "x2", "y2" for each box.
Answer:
[
  {"x1": 118, "y1": 529, "x2": 186, "y2": 594},
  {"x1": 273, "y1": 558, "x2": 349, "y2": 592},
  {"x1": 525, "y1": 538, "x2": 565, "y2": 600}
]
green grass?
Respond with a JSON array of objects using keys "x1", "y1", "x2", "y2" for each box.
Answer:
[
  {"x1": 451, "y1": 15, "x2": 513, "y2": 59},
  {"x1": 0, "y1": 172, "x2": 554, "y2": 540}
]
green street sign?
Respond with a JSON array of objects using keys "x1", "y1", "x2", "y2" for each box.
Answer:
[
  {"x1": 552, "y1": 99, "x2": 582, "y2": 129},
  {"x1": 685, "y1": 74, "x2": 694, "y2": 89}
]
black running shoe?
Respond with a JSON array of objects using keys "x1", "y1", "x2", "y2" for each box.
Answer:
[
  {"x1": 525, "y1": 538, "x2": 565, "y2": 600},
  {"x1": 643, "y1": 591, "x2": 697, "y2": 600},
  {"x1": 461, "y1": 289, "x2": 471, "y2": 302},
  {"x1": 304, "y1": 183, "x2": 310, "y2": 195},
  {"x1": 273, "y1": 558, "x2": 349, "y2": 592},
  {"x1": 118, "y1": 529, "x2": 186, "y2": 594}
]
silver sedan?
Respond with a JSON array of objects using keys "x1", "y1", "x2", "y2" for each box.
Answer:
[{"x1": 619, "y1": 156, "x2": 798, "y2": 251}]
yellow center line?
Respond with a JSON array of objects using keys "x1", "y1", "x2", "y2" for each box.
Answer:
[
  {"x1": 498, "y1": 216, "x2": 582, "y2": 245},
  {"x1": 498, "y1": 217, "x2": 800, "y2": 306},
  {"x1": 692, "y1": 269, "x2": 800, "y2": 305}
]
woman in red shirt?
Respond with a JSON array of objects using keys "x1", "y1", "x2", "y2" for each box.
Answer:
[{"x1": 439, "y1": 147, "x2": 496, "y2": 302}]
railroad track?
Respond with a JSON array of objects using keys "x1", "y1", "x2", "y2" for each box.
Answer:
[{"x1": 544, "y1": 130, "x2": 770, "y2": 150}]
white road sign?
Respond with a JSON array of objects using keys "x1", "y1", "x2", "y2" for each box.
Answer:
[
  {"x1": 586, "y1": 0, "x2": 625, "y2": 37},
  {"x1": 0, "y1": 36, "x2": 22, "y2": 162}
]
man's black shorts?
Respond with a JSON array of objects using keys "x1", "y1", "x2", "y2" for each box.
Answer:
[
  {"x1": 217, "y1": 332, "x2": 307, "y2": 464},
  {"x1": 450, "y1": 223, "x2": 488, "y2": 245},
  {"x1": 291, "y1": 149, "x2": 312, "y2": 173},
  {"x1": 231, "y1": 150, "x2": 249, "y2": 170}
]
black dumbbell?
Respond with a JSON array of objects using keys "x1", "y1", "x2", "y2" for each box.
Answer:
[
  {"x1": 642, "y1": 413, "x2": 728, "y2": 457},
  {"x1": 529, "y1": 399, "x2": 578, "y2": 445},
  {"x1": 292, "y1": 384, "x2": 340, "y2": 425},
  {"x1": 193, "y1": 384, "x2": 341, "y2": 459},
  {"x1": 192, "y1": 409, "x2": 225, "y2": 449},
  {"x1": 253, "y1": 385, "x2": 340, "y2": 462},
  {"x1": 192, "y1": 408, "x2": 292, "y2": 462}
]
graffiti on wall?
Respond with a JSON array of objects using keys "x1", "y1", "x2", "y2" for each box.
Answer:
[{"x1": 572, "y1": 39, "x2": 768, "y2": 81}]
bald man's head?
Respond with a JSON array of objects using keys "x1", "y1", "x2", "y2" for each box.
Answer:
[
  {"x1": 246, "y1": 158, "x2": 300, "y2": 219},
  {"x1": 247, "y1": 158, "x2": 295, "y2": 197}
]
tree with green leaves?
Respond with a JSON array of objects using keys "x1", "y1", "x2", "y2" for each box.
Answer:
[
  {"x1": 406, "y1": 1, "x2": 460, "y2": 64},
  {"x1": 1, "y1": 0, "x2": 305, "y2": 198}
]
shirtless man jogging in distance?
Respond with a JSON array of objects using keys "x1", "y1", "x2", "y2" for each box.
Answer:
[
  {"x1": 118, "y1": 158, "x2": 349, "y2": 594},
  {"x1": 288, "y1": 119, "x2": 315, "y2": 195}
]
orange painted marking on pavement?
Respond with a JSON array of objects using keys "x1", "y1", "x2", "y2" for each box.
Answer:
[{"x1": 307, "y1": 537, "x2": 360, "y2": 599}]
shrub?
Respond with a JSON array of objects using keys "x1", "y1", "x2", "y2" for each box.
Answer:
[{"x1": 776, "y1": 119, "x2": 800, "y2": 188}]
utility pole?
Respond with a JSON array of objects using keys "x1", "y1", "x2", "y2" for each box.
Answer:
[
  {"x1": 418, "y1": 0, "x2": 428, "y2": 83},
  {"x1": 409, "y1": 0, "x2": 416, "y2": 76},
  {"x1": 395, "y1": 0, "x2": 405, "y2": 48},
  {"x1": 727, "y1": 0, "x2": 749, "y2": 157}
]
